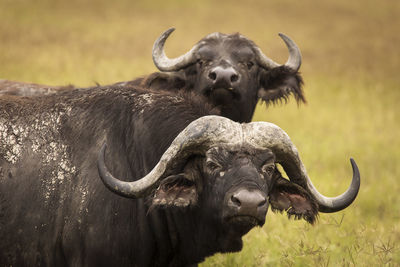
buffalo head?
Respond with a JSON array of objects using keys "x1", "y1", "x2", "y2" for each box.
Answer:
[
  {"x1": 97, "y1": 116, "x2": 360, "y2": 252},
  {"x1": 151, "y1": 29, "x2": 305, "y2": 122}
]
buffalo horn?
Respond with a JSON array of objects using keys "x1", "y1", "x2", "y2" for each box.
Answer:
[
  {"x1": 97, "y1": 116, "x2": 242, "y2": 198},
  {"x1": 243, "y1": 122, "x2": 360, "y2": 213},
  {"x1": 253, "y1": 33, "x2": 302, "y2": 72},
  {"x1": 152, "y1": 28, "x2": 199, "y2": 72}
]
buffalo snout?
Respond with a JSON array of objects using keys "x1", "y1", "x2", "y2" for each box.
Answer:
[
  {"x1": 208, "y1": 66, "x2": 240, "y2": 89},
  {"x1": 225, "y1": 188, "x2": 268, "y2": 228}
]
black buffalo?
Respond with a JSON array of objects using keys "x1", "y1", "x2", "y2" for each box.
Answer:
[
  {"x1": 0, "y1": 85, "x2": 359, "y2": 266},
  {"x1": 1, "y1": 28, "x2": 304, "y2": 122},
  {"x1": 140, "y1": 28, "x2": 304, "y2": 122}
]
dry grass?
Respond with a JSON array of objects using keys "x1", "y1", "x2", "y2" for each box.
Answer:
[{"x1": 1, "y1": 0, "x2": 399, "y2": 265}]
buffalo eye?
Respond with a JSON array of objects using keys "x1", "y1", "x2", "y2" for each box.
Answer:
[
  {"x1": 198, "y1": 59, "x2": 211, "y2": 67},
  {"x1": 239, "y1": 61, "x2": 254, "y2": 70},
  {"x1": 206, "y1": 159, "x2": 222, "y2": 173},
  {"x1": 246, "y1": 61, "x2": 254, "y2": 70},
  {"x1": 261, "y1": 163, "x2": 275, "y2": 178}
]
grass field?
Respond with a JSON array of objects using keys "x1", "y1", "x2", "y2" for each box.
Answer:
[{"x1": 1, "y1": 0, "x2": 399, "y2": 265}]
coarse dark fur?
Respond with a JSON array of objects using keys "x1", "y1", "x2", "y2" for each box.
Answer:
[{"x1": 0, "y1": 85, "x2": 317, "y2": 266}]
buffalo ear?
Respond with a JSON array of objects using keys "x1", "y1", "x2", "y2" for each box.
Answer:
[
  {"x1": 144, "y1": 72, "x2": 186, "y2": 91},
  {"x1": 258, "y1": 66, "x2": 305, "y2": 105},
  {"x1": 269, "y1": 175, "x2": 318, "y2": 224},
  {"x1": 151, "y1": 174, "x2": 198, "y2": 208}
]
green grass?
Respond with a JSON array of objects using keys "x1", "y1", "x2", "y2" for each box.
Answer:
[{"x1": 1, "y1": 0, "x2": 399, "y2": 265}]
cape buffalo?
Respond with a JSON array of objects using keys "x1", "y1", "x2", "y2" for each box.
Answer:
[
  {"x1": 1, "y1": 28, "x2": 304, "y2": 122},
  {"x1": 0, "y1": 85, "x2": 359, "y2": 266},
  {"x1": 144, "y1": 28, "x2": 304, "y2": 122}
]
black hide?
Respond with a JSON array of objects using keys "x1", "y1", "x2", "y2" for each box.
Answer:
[{"x1": 0, "y1": 86, "x2": 317, "y2": 266}]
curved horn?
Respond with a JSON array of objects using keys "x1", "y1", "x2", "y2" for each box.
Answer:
[
  {"x1": 243, "y1": 122, "x2": 360, "y2": 213},
  {"x1": 253, "y1": 33, "x2": 302, "y2": 71},
  {"x1": 152, "y1": 28, "x2": 199, "y2": 72},
  {"x1": 97, "y1": 116, "x2": 242, "y2": 198}
]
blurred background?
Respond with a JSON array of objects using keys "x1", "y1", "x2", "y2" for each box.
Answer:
[{"x1": 1, "y1": 0, "x2": 399, "y2": 265}]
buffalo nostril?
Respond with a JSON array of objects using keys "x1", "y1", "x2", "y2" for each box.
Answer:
[
  {"x1": 231, "y1": 195, "x2": 241, "y2": 207},
  {"x1": 230, "y1": 189, "x2": 267, "y2": 209},
  {"x1": 258, "y1": 198, "x2": 267, "y2": 207},
  {"x1": 208, "y1": 72, "x2": 217, "y2": 81},
  {"x1": 230, "y1": 74, "x2": 239, "y2": 83}
]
